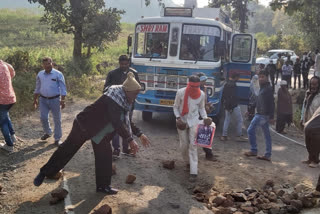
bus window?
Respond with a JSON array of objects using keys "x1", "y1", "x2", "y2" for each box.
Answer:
[
  {"x1": 180, "y1": 24, "x2": 220, "y2": 62},
  {"x1": 169, "y1": 27, "x2": 179, "y2": 57},
  {"x1": 134, "y1": 23, "x2": 169, "y2": 58},
  {"x1": 231, "y1": 34, "x2": 252, "y2": 63}
]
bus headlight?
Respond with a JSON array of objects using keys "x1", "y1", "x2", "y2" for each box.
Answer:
[{"x1": 207, "y1": 88, "x2": 213, "y2": 96}]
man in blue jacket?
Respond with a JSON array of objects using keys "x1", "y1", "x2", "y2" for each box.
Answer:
[{"x1": 244, "y1": 69, "x2": 275, "y2": 161}]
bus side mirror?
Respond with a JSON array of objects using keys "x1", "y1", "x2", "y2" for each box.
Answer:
[{"x1": 217, "y1": 41, "x2": 226, "y2": 57}]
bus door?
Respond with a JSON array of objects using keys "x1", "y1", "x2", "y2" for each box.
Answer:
[{"x1": 229, "y1": 33, "x2": 255, "y2": 105}]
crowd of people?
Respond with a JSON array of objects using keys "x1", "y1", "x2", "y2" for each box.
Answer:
[{"x1": 1, "y1": 49, "x2": 320, "y2": 194}]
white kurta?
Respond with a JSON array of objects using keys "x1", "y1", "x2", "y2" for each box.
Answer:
[{"x1": 173, "y1": 87, "x2": 207, "y2": 175}]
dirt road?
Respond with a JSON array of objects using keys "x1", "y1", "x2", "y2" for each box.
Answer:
[{"x1": 0, "y1": 99, "x2": 319, "y2": 214}]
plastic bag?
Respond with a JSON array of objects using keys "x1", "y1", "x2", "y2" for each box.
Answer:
[{"x1": 194, "y1": 120, "x2": 216, "y2": 148}]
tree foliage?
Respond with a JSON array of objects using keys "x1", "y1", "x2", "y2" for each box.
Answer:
[
  {"x1": 208, "y1": 0, "x2": 256, "y2": 33},
  {"x1": 28, "y1": 0, "x2": 124, "y2": 58},
  {"x1": 270, "y1": 0, "x2": 320, "y2": 48}
]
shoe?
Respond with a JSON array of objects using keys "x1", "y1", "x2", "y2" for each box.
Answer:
[
  {"x1": 189, "y1": 174, "x2": 197, "y2": 183},
  {"x1": 11, "y1": 134, "x2": 17, "y2": 143},
  {"x1": 236, "y1": 136, "x2": 248, "y2": 142},
  {"x1": 34, "y1": 172, "x2": 46, "y2": 186},
  {"x1": 121, "y1": 149, "x2": 135, "y2": 157},
  {"x1": 302, "y1": 160, "x2": 311, "y2": 164},
  {"x1": 279, "y1": 131, "x2": 287, "y2": 134},
  {"x1": 220, "y1": 136, "x2": 228, "y2": 141},
  {"x1": 96, "y1": 186, "x2": 118, "y2": 195},
  {"x1": 41, "y1": 133, "x2": 51, "y2": 141},
  {"x1": 113, "y1": 149, "x2": 120, "y2": 157},
  {"x1": 244, "y1": 151, "x2": 257, "y2": 157},
  {"x1": 205, "y1": 154, "x2": 218, "y2": 162},
  {"x1": 0, "y1": 143, "x2": 14, "y2": 153},
  {"x1": 54, "y1": 140, "x2": 63, "y2": 146},
  {"x1": 309, "y1": 162, "x2": 319, "y2": 168},
  {"x1": 257, "y1": 155, "x2": 271, "y2": 161}
]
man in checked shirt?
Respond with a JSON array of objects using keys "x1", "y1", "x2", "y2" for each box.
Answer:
[{"x1": 33, "y1": 57, "x2": 67, "y2": 146}]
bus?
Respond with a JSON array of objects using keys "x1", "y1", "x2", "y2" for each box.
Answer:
[{"x1": 127, "y1": 7, "x2": 256, "y2": 123}]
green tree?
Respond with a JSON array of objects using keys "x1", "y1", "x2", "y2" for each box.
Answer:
[
  {"x1": 28, "y1": 0, "x2": 124, "y2": 58},
  {"x1": 209, "y1": 0, "x2": 256, "y2": 33},
  {"x1": 270, "y1": 0, "x2": 320, "y2": 48}
]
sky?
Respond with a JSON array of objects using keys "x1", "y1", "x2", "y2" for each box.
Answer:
[{"x1": 172, "y1": 0, "x2": 272, "y2": 7}]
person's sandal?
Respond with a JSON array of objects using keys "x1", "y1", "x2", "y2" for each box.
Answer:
[
  {"x1": 308, "y1": 162, "x2": 319, "y2": 168},
  {"x1": 257, "y1": 155, "x2": 271, "y2": 161}
]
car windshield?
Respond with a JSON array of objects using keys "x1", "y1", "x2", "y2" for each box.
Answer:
[
  {"x1": 180, "y1": 24, "x2": 220, "y2": 62},
  {"x1": 266, "y1": 52, "x2": 279, "y2": 59},
  {"x1": 134, "y1": 23, "x2": 169, "y2": 58}
]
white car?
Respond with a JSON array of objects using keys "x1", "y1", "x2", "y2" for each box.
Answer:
[{"x1": 256, "y1": 49, "x2": 298, "y2": 66}]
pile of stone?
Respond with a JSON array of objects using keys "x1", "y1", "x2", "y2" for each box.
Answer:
[
  {"x1": 0, "y1": 183, "x2": 7, "y2": 195},
  {"x1": 192, "y1": 180, "x2": 320, "y2": 214}
]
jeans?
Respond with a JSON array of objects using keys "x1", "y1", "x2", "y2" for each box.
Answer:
[
  {"x1": 222, "y1": 106, "x2": 243, "y2": 137},
  {"x1": 247, "y1": 114, "x2": 272, "y2": 158},
  {"x1": 0, "y1": 104, "x2": 15, "y2": 146},
  {"x1": 39, "y1": 97, "x2": 62, "y2": 141}
]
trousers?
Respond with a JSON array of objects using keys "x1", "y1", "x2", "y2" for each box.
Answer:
[
  {"x1": 177, "y1": 125, "x2": 198, "y2": 175},
  {"x1": 40, "y1": 120, "x2": 113, "y2": 188},
  {"x1": 39, "y1": 96, "x2": 62, "y2": 141}
]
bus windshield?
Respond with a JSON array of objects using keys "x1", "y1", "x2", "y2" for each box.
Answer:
[
  {"x1": 180, "y1": 24, "x2": 221, "y2": 62},
  {"x1": 134, "y1": 23, "x2": 169, "y2": 59}
]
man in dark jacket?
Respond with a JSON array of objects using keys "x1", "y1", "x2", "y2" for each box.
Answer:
[
  {"x1": 245, "y1": 69, "x2": 275, "y2": 161},
  {"x1": 293, "y1": 58, "x2": 301, "y2": 89},
  {"x1": 33, "y1": 72, "x2": 151, "y2": 194},
  {"x1": 266, "y1": 59, "x2": 277, "y2": 92},
  {"x1": 104, "y1": 55, "x2": 140, "y2": 157},
  {"x1": 221, "y1": 73, "x2": 247, "y2": 142}
]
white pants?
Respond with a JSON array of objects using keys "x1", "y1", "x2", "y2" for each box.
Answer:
[{"x1": 177, "y1": 125, "x2": 198, "y2": 175}]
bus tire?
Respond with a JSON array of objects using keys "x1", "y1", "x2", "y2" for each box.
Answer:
[{"x1": 142, "y1": 111, "x2": 152, "y2": 121}]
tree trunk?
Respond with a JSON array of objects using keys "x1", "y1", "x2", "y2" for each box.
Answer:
[
  {"x1": 86, "y1": 46, "x2": 91, "y2": 58},
  {"x1": 73, "y1": 28, "x2": 82, "y2": 58},
  {"x1": 70, "y1": 0, "x2": 84, "y2": 59}
]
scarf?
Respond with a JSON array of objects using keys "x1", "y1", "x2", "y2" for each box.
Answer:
[
  {"x1": 181, "y1": 82, "x2": 201, "y2": 116},
  {"x1": 105, "y1": 85, "x2": 132, "y2": 136}
]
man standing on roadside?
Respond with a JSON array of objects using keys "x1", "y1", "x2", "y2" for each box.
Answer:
[
  {"x1": 314, "y1": 49, "x2": 320, "y2": 77},
  {"x1": 276, "y1": 80, "x2": 292, "y2": 134},
  {"x1": 173, "y1": 75, "x2": 212, "y2": 182},
  {"x1": 245, "y1": 69, "x2": 275, "y2": 161},
  {"x1": 276, "y1": 53, "x2": 284, "y2": 84},
  {"x1": 33, "y1": 57, "x2": 67, "y2": 146},
  {"x1": 301, "y1": 52, "x2": 310, "y2": 89},
  {"x1": 293, "y1": 58, "x2": 301, "y2": 90},
  {"x1": 282, "y1": 60, "x2": 293, "y2": 88},
  {"x1": 104, "y1": 55, "x2": 140, "y2": 157},
  {"x1": 220, "y1": 73, "x2": 247, "y2": 142},
  {"x1": 304, "y1": 106, "x2": 320, "y2": 169},
  {"x1": 301, "y1": 76, "x2": 320, "y2": 168},
  {"x1": 266, "y1": 59, "x2": 277, "y2": 92},
  {"x1": 0, "y1": 60, "x2": 18, "y2": 153}
]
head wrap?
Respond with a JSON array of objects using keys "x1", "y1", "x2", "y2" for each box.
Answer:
[
  {"x1": 199, "y1": 75, "x2": 207, "y2": 82},
  {"x1": 123, "y1": 72, "x2": 141, "y2": 91},
  {"x1": 181, "y1": 82, "x2": 201, "y2": 116}
]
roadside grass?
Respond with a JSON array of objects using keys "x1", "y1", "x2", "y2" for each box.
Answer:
[{"x1": 0, "y1": 8, "x2": 134, "y2": 116}]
